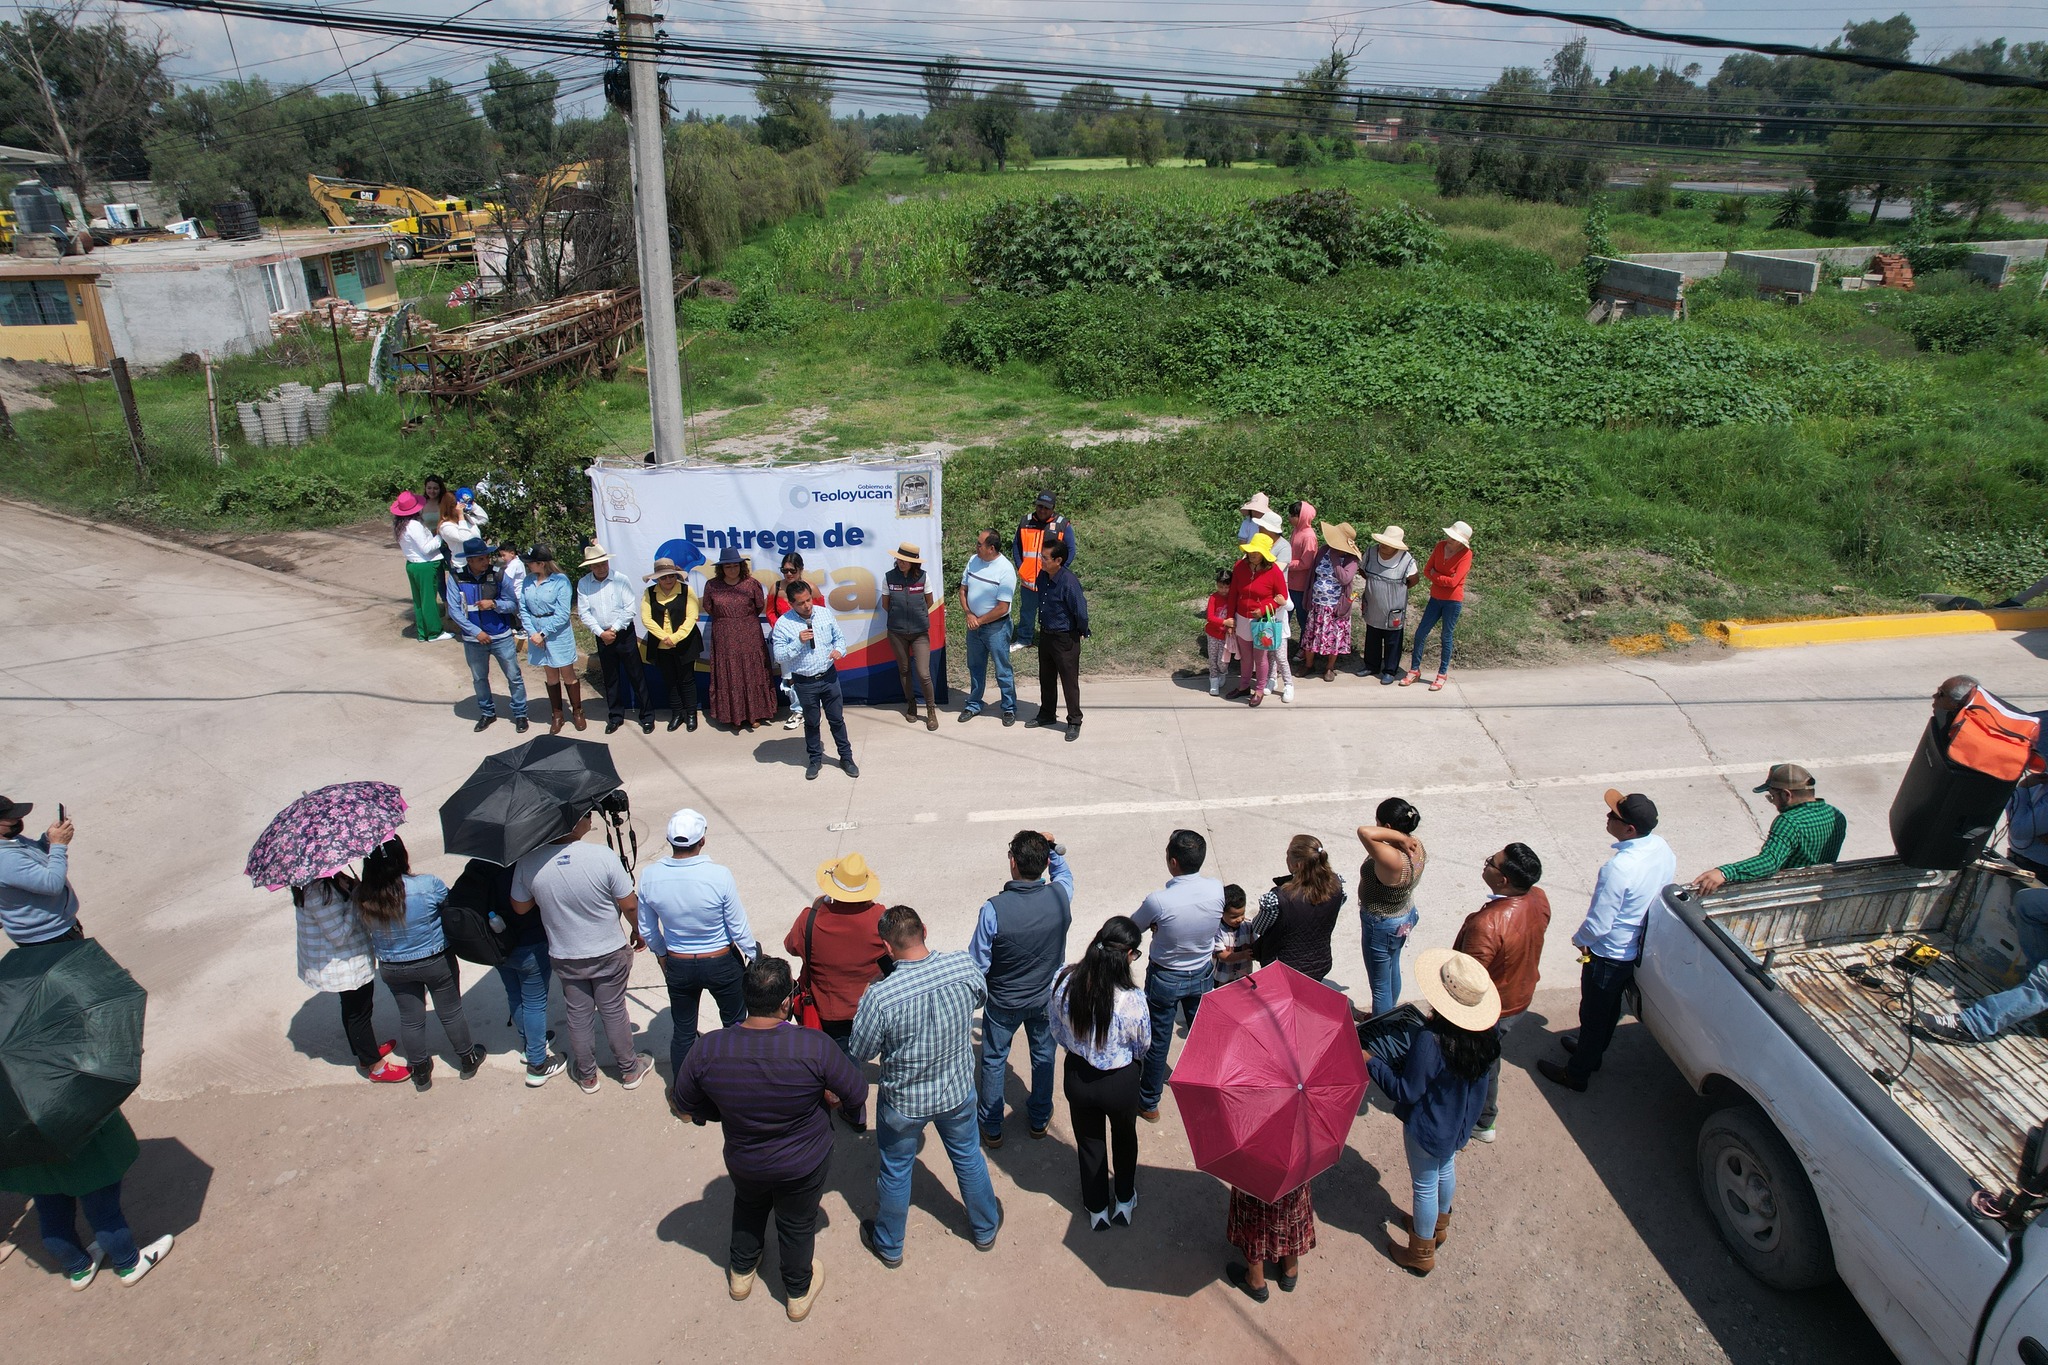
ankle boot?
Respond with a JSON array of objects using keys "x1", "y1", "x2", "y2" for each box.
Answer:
[
  {"x1": 546, "y1": 682, "x2": 565, "y2": 735},
  {"x1": 924, "y1": 702, "x2": 938, "y2": 732},
  {"x1": 566, "y1": 680, "x2": 588, "y2": 731},
  {"x1": 1398, "y1": 1208, "x2": 1453, "y2": 1248},
  {"x1": 1390, "y1": 1229, "x2": 1436, "y2": 1276}
]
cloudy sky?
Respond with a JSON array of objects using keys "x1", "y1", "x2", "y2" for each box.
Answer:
[{"x1": 104, "y1": 0, "x2": 2048, "y2": 122}]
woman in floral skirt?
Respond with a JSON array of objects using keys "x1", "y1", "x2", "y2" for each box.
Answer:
[{"x1": 1300, "y1": 521, "x2": 1362, "y2": 681}]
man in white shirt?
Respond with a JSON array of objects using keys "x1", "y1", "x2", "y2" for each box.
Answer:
[
  {"x1": 1537, "y1": 789, "x2": 1676, "y2": 1093},
  {"x1": 576, "y1": 546, "x2": 651, "y2": 735},
  {"x1": 958, "y1": 531, "x2": 1019, "y2": 724},
  {"x1": 769, "y1": 581, "x2": 858, "y2": 782}
]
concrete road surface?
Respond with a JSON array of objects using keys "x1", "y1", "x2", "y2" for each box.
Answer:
[{"x1": 3, "y1": 499, "x2": 2040, "y2": 1362}]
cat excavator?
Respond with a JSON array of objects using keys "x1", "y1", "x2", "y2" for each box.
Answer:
[{"x1": 305, "y1": 174, "x2": 498, "y2": 260}]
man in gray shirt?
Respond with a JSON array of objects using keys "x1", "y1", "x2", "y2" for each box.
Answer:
[
  {"x1": 512, "y1": 813, "x2": 651, "y2": 1094},
  {"x1": 1130, "y1": 828, "x2": 1225, "y2": 1121}
]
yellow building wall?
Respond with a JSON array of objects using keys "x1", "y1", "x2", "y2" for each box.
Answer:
[{"x1": 0, "y1": 279, "x2": 108, "y2": 365}]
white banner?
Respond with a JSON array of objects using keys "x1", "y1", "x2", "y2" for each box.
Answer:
[{"x1": 587, "y1": 461, "x2": 945, "y2": 704}]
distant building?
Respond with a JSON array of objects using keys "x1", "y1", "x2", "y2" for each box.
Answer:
[
  {"x1": 0, "y1": 228, "x2": 399, "y2": 366},
  {"x1": 1354, "y1": 117, "x2": 1407, "y2": 145}
]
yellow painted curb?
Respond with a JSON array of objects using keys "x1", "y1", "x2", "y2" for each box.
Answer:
[{"x1": 1718, "y1": 609, "x2": 2048, "y2": 649}]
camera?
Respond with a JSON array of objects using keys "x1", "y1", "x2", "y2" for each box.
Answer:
[{"x1": 595, "y1": 787, "x2": 631, "y2": 818}]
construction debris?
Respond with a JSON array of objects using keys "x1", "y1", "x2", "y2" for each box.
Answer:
[{"x1": 270, "y1": 297, "x2": 433, "y2": 344}]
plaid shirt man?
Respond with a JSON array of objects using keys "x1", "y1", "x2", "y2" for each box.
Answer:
[
  {"x1": 1716, "y1": 799, "x2": 1847, "y2": 884},
  {"x1": 848, "y1": 950, "x2": 987, "y2": 1120}
]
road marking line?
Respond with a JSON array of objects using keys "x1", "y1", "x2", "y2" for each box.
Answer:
[{"x1": 965, "y1": 751, "x2": 1915, "y2": 824}]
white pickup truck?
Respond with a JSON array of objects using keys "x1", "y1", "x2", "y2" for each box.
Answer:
[{"x1": 1638, "y1": 855, "x2": 2048, "y2": 1365}]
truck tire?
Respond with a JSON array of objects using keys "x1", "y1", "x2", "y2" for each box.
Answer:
[
  {"x1": 391, "y1": 240, "x2": 414, "y2": 261},
  {"x1": 1696, "y1": 1105, "x2": 1836, "y2": 1291}
]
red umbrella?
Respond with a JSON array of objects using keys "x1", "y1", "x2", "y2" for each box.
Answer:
[{"x1": 1168, "y1": 962, "x2": 1369, "y2": 1204}]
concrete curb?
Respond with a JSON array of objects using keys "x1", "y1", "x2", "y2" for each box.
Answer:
[{"x1": 1716, "y1": 608, "x2": 2048, "y2": 649}]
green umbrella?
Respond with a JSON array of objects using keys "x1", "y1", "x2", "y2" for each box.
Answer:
[{"x1": 0, "y1": 939, "x2": 147, "y2": 1166}]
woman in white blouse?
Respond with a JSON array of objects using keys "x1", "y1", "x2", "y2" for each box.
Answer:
[
  {"x1": 1049, "y1": 916, "x2": 1152, "y2": 1230},
  {"x1": 292, "y1": 874, "x2": 408, "y2": 1084}
]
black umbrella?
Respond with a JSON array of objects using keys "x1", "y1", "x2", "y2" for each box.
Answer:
[
  {"x1": 439, "y1": 735, "x2": 622, "y2": 865},
  {"x1": 0, "y1": 938, "x2": 147, "y2": 1166}
]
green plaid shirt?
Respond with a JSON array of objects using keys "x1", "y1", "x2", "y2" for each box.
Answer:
[{"x1": 1718, "y1": 800, "x2": 1848, "y2": 884}]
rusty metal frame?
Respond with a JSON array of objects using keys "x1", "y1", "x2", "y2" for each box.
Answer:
[{"x1": 397, "y1": 276, "x2": 696, "y2": 405}]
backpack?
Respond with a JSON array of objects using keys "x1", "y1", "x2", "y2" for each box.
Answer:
[{"x1": 441, "y1": 859, "x2": 519, "y2": 966}]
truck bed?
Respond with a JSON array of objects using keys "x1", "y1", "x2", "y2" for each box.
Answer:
[{"x1": 1695, "y1": 857, "x2": 2048, "y2": 1201}]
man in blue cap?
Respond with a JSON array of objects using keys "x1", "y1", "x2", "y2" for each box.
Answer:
[{"x1": 445, "y1": 537, "x2": 529, "y2": 733}]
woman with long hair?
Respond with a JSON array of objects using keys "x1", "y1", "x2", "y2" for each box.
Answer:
[
  {"x1": 292, "y1": 871, "x2": 408, "y2": 1084},
  {"x1": 1357, "y1": 797, "x2": 1427, "y2": 1016},
  {"x1": 1370, "y1": 949, "x2": 1502, "y2": 1276},
  {"x1": 354, "y1": 838, "x2": 484, "y2": 1092},
  {"x1": 390, "y1": 491, "x2": 449, "y2": 643},
  {"x1": 703, "y1": 547, "x2": 779, "y2": 733},
  {"x1": 520, "y1": 545, "x2": 585, "y2": 734},
  {"x1": 1248, "y1": 834, "x2": 1348, "y2": 982},
  {"x1": 1047, "y1": 916, "x2": 1151, "y2": 1230},
  {"x1": 641, "y1": 556, "x2": 701, "y2": 733}
]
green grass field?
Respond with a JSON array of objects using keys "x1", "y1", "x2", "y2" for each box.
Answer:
[{"x1": 6, "y1": 153, "x2": 2045, "y2": 673}]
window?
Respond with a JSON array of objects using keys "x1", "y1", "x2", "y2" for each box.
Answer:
[
  {"x1": 332, "y1": 251, "x2": 357, "y2": 277},
  {"x1": 259, "y1": 262, "x2": 286, "y2": 313},
  {"x1": 0, "y1": 280, "x2": 76, "y2": 326},
  {"x1": 355, "y1": 249, "x2": 384, "y2": 288}
]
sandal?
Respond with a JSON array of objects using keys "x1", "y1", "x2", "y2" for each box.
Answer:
[
  {"x1": 1397, "y1": 670, "x2": 1421, "y2": 687},
  {"x1": 1429, "y1": 674, "x2": 1448, "y2": 692}
]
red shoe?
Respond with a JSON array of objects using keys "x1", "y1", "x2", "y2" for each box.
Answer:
[
  {"x1": 378, "y1": 1040, "x2": 397, "y2": 1059},
  {"x1": 366, "y1": 1059, "x2": 411, "y2": 1084}
]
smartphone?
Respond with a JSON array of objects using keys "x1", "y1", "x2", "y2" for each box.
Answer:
[{"x1": 58, "y1": 803, "x2": 66, "y2": 823}]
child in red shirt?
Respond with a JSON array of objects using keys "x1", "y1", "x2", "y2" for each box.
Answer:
[{"x1": 1204, "y1": 566, "x2": 1236, "y2": 696}]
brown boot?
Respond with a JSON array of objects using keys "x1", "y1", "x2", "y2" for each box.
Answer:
[
  {"x1": 546, "y1": 682, "x2": 565, "y2": 735},
  {"x1": 566, "y1": 680, "x2": 588, "y2": 731},
  {"x1": 1397, "y1": 1208, "x2": 1452, "y2": 1248},
  {"x1": 904, "y1": 703, "x2": 919, "y2": 723},
  {"x1": 1389, "y1": 1229, "x2": 1436, "y2": 1276},
  {"x1": 924, "y1": 702, "x2": 938, "y2": 732}
]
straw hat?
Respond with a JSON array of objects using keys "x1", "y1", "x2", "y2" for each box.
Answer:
[
  {"x1": 644, "y1": 556, "x2": 685, "y2": 582},
  {"x1": 892, "y1": 541, "x2": 923, "y2": 566},
  {"x1": 1239, "y1": 492, "x2": 1272, "y2": 518},
  {"x1": 1413, "y1": 948, "x2": 1502, "y2": 1030},
  {"x1": 1369, "y1": 525, "x2": 1408, "y2": 552},
  {"x1": 1238, "y1": 531, "x2": 1277, "y2": 560},
  {"x1": 816, "y1": 852, "x2": 880, "y2": 901},
  {"x1": 580, "y1": 545, "x2": 611, "y2": 568},
  {"x1": 1442, "y1": 520, "x2": 1474, "y2": 548},
  {"x1": 1320, "y1": 521, "x2": 1361, "y2": 559}
]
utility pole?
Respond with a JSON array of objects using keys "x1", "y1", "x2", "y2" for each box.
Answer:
[{"x1": 617, "y1": 0, "x2": 686, "y2": 464}]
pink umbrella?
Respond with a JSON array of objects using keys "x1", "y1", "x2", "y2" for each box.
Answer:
[{"x1": 1168, "y1": 962, "x2": 1369, "y2": 1204}]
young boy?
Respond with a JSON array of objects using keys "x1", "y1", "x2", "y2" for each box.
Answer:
[{"x1": 1212, "y1": 883, "x2": 1255, "y2": 985}]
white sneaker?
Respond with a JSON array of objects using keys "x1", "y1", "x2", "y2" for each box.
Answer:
[
  {"x1": 1009, "y1": 642, "x2": 1025, "y2": 653},
  {"x1": 68, "y1": 1241, "x2": 104, "y2": 1291},
  {"x1": 1281, "y1": 685, "x2": 1294, "y2": 704},
  {"x1": 1208, "y1": 678, "x2": 1221, "y2": 697},
  {"x1": 430, "y1": 632, "x2": 456, "y2": 642},
  {"x1": 783, "y1": 712, "x2": 802, "y2": 730},
  {"x1": 1111, "y1": 1189, "x2": 1138, "y2": 1226},
  {"x1": 115, "y1": 1235, "x2": 173, "y2": 1286}
]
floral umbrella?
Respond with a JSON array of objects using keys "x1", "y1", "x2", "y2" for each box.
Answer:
[{"x1": 244, "y1": 782, "x2": 407, "y2": 891}]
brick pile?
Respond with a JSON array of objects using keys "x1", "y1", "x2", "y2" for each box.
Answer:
[
  {"x1": 1869, "y1": 253, "x2": 1915, "y2": 290},
  {"x1": 269, "y1": 298, "x2": 439, "y2": 341}
]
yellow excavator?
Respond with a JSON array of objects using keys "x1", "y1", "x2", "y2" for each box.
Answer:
[{"x1": 305, "y1": 174, "x2": 500, "y2": 261}]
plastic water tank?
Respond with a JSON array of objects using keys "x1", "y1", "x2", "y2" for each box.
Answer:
[{"x1": 10, "y1": 180, "x2": 69, "y2": 236}]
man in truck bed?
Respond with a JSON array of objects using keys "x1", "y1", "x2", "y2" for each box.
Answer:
[
  {"x1": 1916, "y1": 886, "x2": 2048, "y2": 1044},
  {"x1": 1687, "y1": 764, "x2": 1847, "y2": 896}
]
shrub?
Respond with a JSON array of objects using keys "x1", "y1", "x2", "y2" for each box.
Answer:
[
  {"x1": 207, "y1": 472, "x2": 358, "y2": 522},
  {"x1": 1888, "y1": 287, "x2": 2048, "y2": 354},
  {"x1": 1627, "y1": 169, "x2": 1673, "y2": 217},
  {"x1": 1357, "y1": 202, "x2": 1446, "y2": 268}
]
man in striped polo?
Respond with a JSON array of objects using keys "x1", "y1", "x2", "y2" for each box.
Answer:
[{"x1": 1688, "y1": 764, "x2": 1847, "y2": 895}]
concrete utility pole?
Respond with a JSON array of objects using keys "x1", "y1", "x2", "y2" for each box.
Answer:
[{"x1": 617, "y1": 0, "x2": 686, "y2": 463}]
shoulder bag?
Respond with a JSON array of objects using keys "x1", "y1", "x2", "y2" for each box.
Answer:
[{"x1": 792, "y1": 898, "x2": 825, "y2": 1030}]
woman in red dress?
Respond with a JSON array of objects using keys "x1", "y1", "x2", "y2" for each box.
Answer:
[{"x1": 702, "y1": 546, "x2": 779, "y2": 731}]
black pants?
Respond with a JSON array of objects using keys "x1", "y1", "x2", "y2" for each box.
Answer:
[
  {"x1": 380, "y1": 952, "x2": 474, "y2": 1068},
  {"x1": 338, "y1": 980, "x2": 382, "y2": 1069},
  {"x1": 593, "y1": 630, "x2": 648, "y2": 718},
  {"x1": 649, "y1": 636, "x2": 701, "y2": 720},
  {"x1": 1037, "y1": 627, "x2": 1082, "y2": 725},
  {"x1": 1568, "y1": 955, "x2": 1636, "y2": 1084},
  {"x1": 730, "y1": 1150, "x2": 831, "y2": 1297},
  {"x1": 818, "y1": 1017, "x2": 863, "y2": 1124},
  {"x1": 793, "y1": 672, "x2": 853, "y2": 765},
  {"x1": 660, "y1": 950, "x2": 746, "y2": 1079},
  {"x1": 1064, "y1": 1054, "x2": 1140, "y2": 1211},
  {"x1": 1361, "y1": 624, "x2": 1405, "y2": 677}
]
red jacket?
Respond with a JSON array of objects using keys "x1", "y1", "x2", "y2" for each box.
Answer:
[
  {"x1": 1229, "y1": 558, "x2": 1287, "y2": 620},
  {"x1": 1204, "y1": 591, "x2": 1233, "y2": 640},
  {"x1": 1451, "y1": 888, "x2": 1551, "y2": 1018},
  {"x1": 1424, "y1": 542, "x2": 1471, "y2": 602},
  {"x1": 784, "y1": 898, "x2": 886, "y2": 1022}
]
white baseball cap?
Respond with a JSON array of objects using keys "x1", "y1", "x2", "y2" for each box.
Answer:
[{"x1": 666, "y1": 808, "x2": 709, "y2": 846}]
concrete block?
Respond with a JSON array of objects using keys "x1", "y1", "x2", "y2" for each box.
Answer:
[
  {"x1": 1966, "y1": 252, "x2": 2013, "y2": 288},
  {"x1": 1589, "y1": 257, "x2": 1685, "y2": 318},
  {"x1": 1623, "y1": 251, "x2": 1727, "y2": 282},
  {"x1": 1729, "y1": 251, "x2": 1822, "y2": 295}
]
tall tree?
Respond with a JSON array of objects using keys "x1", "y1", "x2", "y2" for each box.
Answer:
[
  {"x1": 921, "y1": 56, "x2": 964, "y2": 114},
  {"x1": 0, "y1": 1, "x2": 172, "y2": 193},
  {"x1": 754, "y1": 58, "x2": 833, "y2": 152},
  {"x1": 481, "y1": 58, "x2": 559, "y2": 173}
]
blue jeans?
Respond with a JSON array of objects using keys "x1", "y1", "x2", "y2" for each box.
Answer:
[
  {"x1": 494, "y1": 942, "x2": 553, "y2": 1068},
  {"x1": 1408, "y1": 598, "x2": 1463, "y2": 674},
  {"x1": 964, "y1": 619, "x2": 1017, "y2": 715},
  {"x1": 978, "y1": 1000, "x2": 1055, "y2": 1136},
  {"x1": 36, "y1": 1183, "x2": 138, "y2": 1273},
  {"x1": 1013, "y1": 584, "x2": 1039, "y2": 647},
  {"x1": 464, "y1": 633, "x2": 527, "y2": 719},
  {"x1": 1363, "y1": 908, "x2": 1419, "y2": 1016},
  {"x1": 1139, "y1": 962, "x2": 1213, "y2": 1111},
  {"x1": 872, "y1": 1094, "x2": 1002, "y2": 1259},
  {"x1": 660, "y1": 949, "x2": 747, "y2": 1078},
  {"x1": 1963, "y1": 887, "x2": 2048, "y2": 1038},
  {"x1": 1405, "y1": 1124, "x2": 1458, "y2": 1237}
]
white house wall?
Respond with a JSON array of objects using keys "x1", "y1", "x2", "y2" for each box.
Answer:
[{"x1": 99, "y1": 260, "x2": 280, "y2": 364}]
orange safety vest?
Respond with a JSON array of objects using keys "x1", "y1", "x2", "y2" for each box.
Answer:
[
  {"x1": 1018, "y1": 524, "x2": 1047, "y2": 587},
  {"x1": 1946, "y1": 687, "x2": 2045, "y2": 782}
]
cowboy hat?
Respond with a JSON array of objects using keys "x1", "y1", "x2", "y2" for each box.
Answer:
[
  {"x1": 1370, "y1": 525, "x2": 1408, "y2": 552},
  {"x1": 891, "y1": 541, "x2": 923, "y2": 566},
  {"x1": 713, "y1": 546, "x2": 750, "y2": 572},
  {"x1": 389, "y1": 491, "x2": 425, "y2": 517},
  {"x1": 816, "y1": 852, "x2": 880, "y2": 902},
  {"x1": 1253, "y1": 509, "x2": 1285, "y2": 537},
  {"x1": 1442, "y1": 520, "x2": 1474, "y2": 547},
  {"x1": 1413, "y1": 948, "x2": 1502, "y2": 1031},
  {"x1": 580, "y1": 545, "x2": 611, "y2": 568},
  {"x1": 644, "y1": 556, "x2": 685, "y2": 581},
  {"x1": 1320, "y1": 521, "x2": 1362, "y2": 559},
  {"x1": 459, "y1": 537, "x2": 496, "y2": 560},
  {"x1": 1239, "y1": 492, "x2": 1272, "y2": 518},
  {"x1": 1238, "y1": 531, "x2": 1277, "y2": 559}
]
